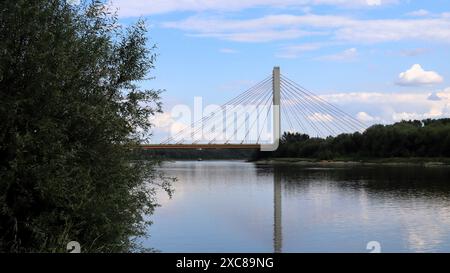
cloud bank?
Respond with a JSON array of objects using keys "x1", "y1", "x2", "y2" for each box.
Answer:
[
  {"x1": 161, "y1": 13, "x2": 450, "y2": 44},
  {"x1": 112, "y1": 0, "x2": 394, "y2": 17}
]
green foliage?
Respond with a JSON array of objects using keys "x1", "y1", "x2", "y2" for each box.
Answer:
[
  {"x1": 0, "y1": 0, "x2": 170, "y2": 252},
  {"x1": 256, "y1": 119, "x2": 450, "y2": 160}
]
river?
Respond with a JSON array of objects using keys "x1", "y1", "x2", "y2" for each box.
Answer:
[{"x1": 141, "y1": 161, "x2": 450, "y2": 253}]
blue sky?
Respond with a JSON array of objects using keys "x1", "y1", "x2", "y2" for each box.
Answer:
[{"x1": 111, "y1": 0, "x2": 450, "y2": 140}]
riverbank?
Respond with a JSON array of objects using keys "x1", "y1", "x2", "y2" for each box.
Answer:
[{"x1": 253, "y1": 157, "x2": 450, "y2": 167}]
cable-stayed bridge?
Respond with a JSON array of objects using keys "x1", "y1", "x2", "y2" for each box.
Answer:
[
  {"x1": 144, "y1": 68, "x2": 367, "y2": 252},
  {"x1": 143, "y1": 67, "x2": 366, "y2": 151}
]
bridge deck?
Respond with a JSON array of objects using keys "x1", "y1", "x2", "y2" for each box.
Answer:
[{"x1": 141, "y1": 144, "x2": 261, "y2": 150}]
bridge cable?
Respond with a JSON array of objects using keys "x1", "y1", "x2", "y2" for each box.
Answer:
[
  {"x1": 281, "y1": 79, "x2": 362, "y2": 136},
  {"x1": 281, "y1": 76, "x2": 366, "y2": 131},
  {"x1": 281, "y1": 98, "x2": 307, "y2": 134},
  {"x1": 162, "y1": 76, "x2": 272, "y2": 144},
  {"x1": 281, "y1": 96, "x2": 323, "y2": 138},
  {"x1": 281, "y1": 105, "x2": 294, "y2": 133},
  {"x1": 281, "y1": 82, "x2": 329, "y2": 137},
  {"x1": 192, "y1": 78, "x2": 272, "y2": 144},
  {"x1": 171, "y1": 76, "x2": 271, "y2": 144},
  {"x1": 239, "y1": 90, "x2": 273, "y2": 144},
  {"x1": 206, "y1": 79, "x2": 272, "y2": 144},
  {"x1": 281, "y1": 78, "x2": 360, "y2": 134},
  {"x1": 198, "y1": 80, "x2": 271, "y2": 144},
  {"x1": 223, "y1": 84, "x2": 272, "y2": 144},
  {"x1": 225, "y1": 89, "x2": 271, "y2": 144},
  {"x1": 256, "y1": 101, "x2": 274, "y2": 144},
  {"x1": 281, "y1": 79, "x2": 344, "y2": 136}
]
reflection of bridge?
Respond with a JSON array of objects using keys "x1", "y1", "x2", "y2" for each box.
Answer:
[
  {"x1": 145, "y1": 67, "x2": 365, "y2": 151},
  {"x1": 273, "y1": 171, "x2": 282, "y2": 253}
]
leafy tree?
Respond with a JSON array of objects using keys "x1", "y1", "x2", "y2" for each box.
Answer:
[{"x1": 0, "y1": 0, "x2": 171, "y2": 252}]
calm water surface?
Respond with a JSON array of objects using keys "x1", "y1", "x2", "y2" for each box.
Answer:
[{"x1": 142, "y1": 161, "x2": 450, "y2": 253}]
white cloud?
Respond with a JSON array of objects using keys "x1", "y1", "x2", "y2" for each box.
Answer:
[
  {"x1": 406, "y1": 9, "x2": 430, "y2": 17},
  {"x1": 308, "y1": 113, "x2": 334, "y2": 122},
  {"x1": 112, "y1": 0, "x2": 395, "y2": 17},
  {"x1": 317, "y1": 48, "x2": 358, "y2": 61},
  {"x1": 391, "y1": 102, "x2": 448, "y2": 121},
  {"x1": 391, "y1": 112, "x2": 428, "y2": 121},
  {"x1": 150, "y1": 112, "x2": 172, "y2": 128},
  {"x1": 162, "y1": 14, "x2": 339, "y2": 42},
  {"x1": 428, "y1": 92, "x2": 442, "y2": 101},
  {"x1": 356, "y1": 112, "x2": 378, "y2": 122},
  {"x1": 162, "y1": 14, "x2": 353, "y2": 33},
  {"x1": 162, "y1": 14, "x2": 450, "y2": 44},
  {"x1": 190, "y1": 29, "x2": 322, "y2": 42},
  {"x1": 321, "y1": 89, "x2": 449, "y2": 104},
  {"x1": 150, "y1": 112, "x2": 188, "y2": 133},
  {"x1": 397, "y1": 64, "x2": 444, "y2": 86},
  {"x1": 366, "y1": 0, "x2": 382, "y2": 6},
  {"x1": 334, "y1": 18, "x2": 450, "y2": 44},
  {"x1": 438, "y1": 87, "x2": 450, "y2": 99},
  {"x1": 320, "y1": 87, "x2": 450, "y2": 124},
  {"x1": 399, "y1": 48, "x2": 429, "y2": 57}
]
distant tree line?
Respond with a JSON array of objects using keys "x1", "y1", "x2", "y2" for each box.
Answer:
[{"x1": 255, "y1": 119, "x2": 450, "y2": 160}]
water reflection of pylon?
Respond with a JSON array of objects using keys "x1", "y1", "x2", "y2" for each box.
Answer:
[{"x1": 273, "y1": 171, "x2": 282, "y2": 253}]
